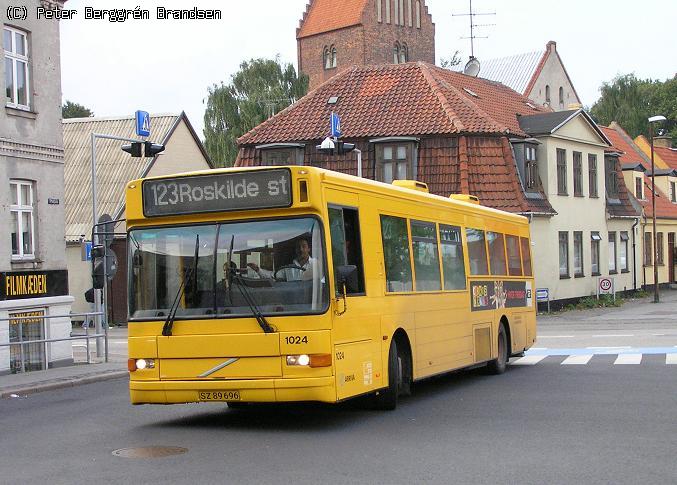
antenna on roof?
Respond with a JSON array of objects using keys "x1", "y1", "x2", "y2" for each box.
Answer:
[{"x1": 452, "y1": 0, "x2": 495, "y2": 69}]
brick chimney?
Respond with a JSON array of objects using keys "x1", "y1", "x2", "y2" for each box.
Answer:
[{"x1": 653, "y1": 136, "x2": 673, "y2": 148}]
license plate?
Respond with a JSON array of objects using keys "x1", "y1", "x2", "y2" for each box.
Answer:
[{"x1": 198, "y1": 391, "x2": 241, "y2": 401}]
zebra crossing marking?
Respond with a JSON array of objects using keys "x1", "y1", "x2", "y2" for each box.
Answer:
[
  {"x1": 614, "y1": 354, "x2": 642, "y2": 365},
  {"x1": 511, "y1": 355, "x2": 547, "y2": 366},
  {"x1": 561, "y1": 354, "x2": 593, "y2": 365}
]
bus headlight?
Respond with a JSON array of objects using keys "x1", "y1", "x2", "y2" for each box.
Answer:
[
  {"x1": 286, "y1": 354, "x2": 332, "y2": 368},
  {"x1": 128, "y1": 358, "x2": 155, "y2": 371}
]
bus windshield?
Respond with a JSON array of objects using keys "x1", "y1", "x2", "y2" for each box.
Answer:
[{"x1": 128, "y1": 217, "x2": 328, "y2": 320}]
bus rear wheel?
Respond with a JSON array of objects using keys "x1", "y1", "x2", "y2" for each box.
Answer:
[
  {"x1": 486, "y1": 322, "x2": 508, "y2": 375},
  {"x1": 373, "y1": 340, "x2": 401, "y2": 410}
]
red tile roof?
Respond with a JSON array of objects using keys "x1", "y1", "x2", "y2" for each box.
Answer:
[
  {"x1": 238, "y1": 62, "x2": 546, "y2": 146},
  {"x1": 599, "y1": 125, "x2": 650, "y2": 169},
  {"x1": 655, "y1": 145, "x2": 677, "y2": 170},
  {"x1": 297, "y1": 0, "x2": 368, "y2": 39},
  {"x1": 602, "y1": 125, "x2": 677, "y2": 219}
]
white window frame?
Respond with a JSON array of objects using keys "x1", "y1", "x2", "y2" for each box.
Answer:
[
  {"x1": 4, "y1": 26, "x2": 30, "y2": 110},
  {"x1": 10, "y1": 180, "x2": 36, "y2": 260}
]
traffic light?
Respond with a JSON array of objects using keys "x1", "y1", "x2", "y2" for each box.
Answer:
[
  {"x1": 316, "y1": 137, "x2": 356, "y2": 156},
  {"x1": 91, "y1": 214, "x2": 118, "y2": 289},
  {"x1": 121, "y1": 142, "x2": 165, "y2": 157},
  {"x1": 144, "y1": 141, "x2": 165, "y2": 157},
  {"x1": 122, "y1": 142, "x2": 142, "y2": 157}
]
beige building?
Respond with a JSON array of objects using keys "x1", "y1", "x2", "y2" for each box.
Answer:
[
  {"x1": 517, "y1": 110, "x2": 640, "y2": 301},
  {"x1": 481, "y1": 41, "x2": 582, "y2": 111},
  {"x1": 63, "y1": 113, "x2": 213, "y2": 323},
  {"x1": 1, "y1": 0, "x2": 73, "y2": 373}
]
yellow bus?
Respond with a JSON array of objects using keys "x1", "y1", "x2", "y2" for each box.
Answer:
[{"x1": 122, "y1": 166, "x2": 536, "y2": 409}]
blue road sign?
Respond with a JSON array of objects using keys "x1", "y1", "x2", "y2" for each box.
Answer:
[
  {"x1": 330, "y1": 111, "x2": 341, "y2": 138},
  {"x1": 135, "y1": 110, "x2": 151, "y2": 137}
]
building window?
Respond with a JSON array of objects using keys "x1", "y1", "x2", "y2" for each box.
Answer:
[
  {"x1": 394, "y1": 0, "x2": 399, "y2": 25},
  {"x1": 605, "y1": 157, "x2": 619, "y2": 198},
  {"x1": 591, "y1": 231, "x2": 601, "y2": 275},
  {"x1": 10, "y1": 180, "x2": 35, "y2": 259},
  {"x1": 671, "y1": 181, "x2": 676, "y2": 203},
  {"x1": 545, "y1": 85, "x2": 551, "y2": 104},
  {"x1": 608, "y1": 232, "x2": 617, "y2": 273},
  {"x1": 525, "y1": 145, "x2": 538, "y2": 191},
  {"x1": 574, "y1": 231, "x2": 583, "y2": 276},
  {"x1": 657, "y1": 232, "x2": 664, "y2": 265},
  {"x1": 416, "y1": 0, "x2": 421, "y2": 28},
  {"x1": 4, "y1": 26, "x2": 30, "y2": 109},
  {"x1": 559, "y1": 231, "x2": 569, "y2": 278},
  {"x1": 559, "y1": 87, "x2": 564, "y2": 109},
  {"x1": 400, "y1": 0, "x2": 405, "y2": 25},
  {"x1": 557, "y1": 148, "x2": 567, "y2": 195},
  {"x1": 407, "y1": 0, "x2": 413, "y2": 26},
  {"x1": 573, "y1": 151, "x2": 583, "y2": 196},
  {"x1": 620, "y1": 232, "x2": 629, "y2": 272},
  {"x1": 635, "y1": 176, "x2": 644, "y2": 200},
  {"x1": 331, "y1": 46, "x2": 337, "y2": 68},
  {"x1": 260, "y1": 146, "x2": 304, "y2": 166},
  {"x1": 385, "y1": 0, "x2": 391, "y2": 23},
  {"x1": 644, "y1": 232, "x2": 652, "y2": 266},
  {"x1": 393, "y1": 42, "x2": 407, "y2": 63},
  {"x1": 393, "y1": 42, "x2": 400, "y2": 63},
  {"x1": 377, "y1": 0, "x2": 382, "y2": 22},
  {"x1": 588, "y1": 154, "x2": 598, "y2": 197},
  {"x1": 323, "y1": 46, "x2": 331, "y2": 69},
  {"x1": 376, "y1": 143, "x2": 414, "y2": 183}
]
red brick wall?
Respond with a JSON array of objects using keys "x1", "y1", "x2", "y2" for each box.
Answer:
[
  {"x1": 298, "y1": 26, "x2": 365, "y2": 91},
  {"x1": 298, "y1": 0, "x2": 435, "y2": 90}
]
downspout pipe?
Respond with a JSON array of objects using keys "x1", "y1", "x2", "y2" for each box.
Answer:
[{"x1": 631, "y1": 217, "x2": 639, "y2": 291}]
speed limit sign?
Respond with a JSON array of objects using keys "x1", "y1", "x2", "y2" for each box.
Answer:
[{"x1": 598, "y1": 277, "x2": 614, "y2": 295}]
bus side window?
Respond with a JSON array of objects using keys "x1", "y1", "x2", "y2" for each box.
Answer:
[
  {"x1": 410, "y1": 220, "x2": 441, "y2": 291},
  {"x1": 520, "y1": 237, "x2": 533, "y2": 276},
  {"x1": 328, "y1": 206, "x2": 365, "y2": 294},
  {"x1": 506, "y1": 235, "x2": 523, "y2": 276},
  {"x1": 440, "y1": 225, "x2": 466, "y2": 290},
  {"x1": 487, "y1": 232, "x2": 507, "y2": 276},
  {"x1": 466, "y1": 228, "x2": 489, "y2": 275},
  {"x1": 380, "y1": 215, "x2": 413, "y2": 292}
]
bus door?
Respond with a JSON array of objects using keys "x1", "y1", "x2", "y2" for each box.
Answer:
[{"x1": 326, "y1": 190, "x2": 380, "y2": 398}]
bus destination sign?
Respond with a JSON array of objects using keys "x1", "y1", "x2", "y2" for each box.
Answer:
[{"x1": 142, "y1": 169, "x2": 292, "y2": 217}]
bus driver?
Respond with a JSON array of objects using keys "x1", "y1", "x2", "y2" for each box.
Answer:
[{"x1": 247, "y1": 238, "x2": 315, "y2": 281}]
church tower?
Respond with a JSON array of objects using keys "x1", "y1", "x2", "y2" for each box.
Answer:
[{"x1": 297, "y1": 0, "x2": 435, "y2": 90}]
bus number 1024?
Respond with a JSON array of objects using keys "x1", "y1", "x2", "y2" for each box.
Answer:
[{"x1": 285, "y1": 336, "x2": 308, "y2": 345}]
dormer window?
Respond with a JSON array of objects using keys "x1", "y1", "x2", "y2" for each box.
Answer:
[
  {"x1": 545, "y1": 85, "x2": 551, "y2": 105},
  {"x1": 635, "y1": 176, "x2": 644, "y2": 200},
  {"x1": 525, "y1": 145, "x2": 538, "y2": 191}
]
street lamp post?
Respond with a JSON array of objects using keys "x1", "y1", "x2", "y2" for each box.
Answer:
[{"x1": 648, "y1": 115, "x2": 667, "y2": 303}]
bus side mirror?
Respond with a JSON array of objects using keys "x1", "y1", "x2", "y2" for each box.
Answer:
[{"x1": 336, "y1": 265, "x2": 358, "y2": 294}]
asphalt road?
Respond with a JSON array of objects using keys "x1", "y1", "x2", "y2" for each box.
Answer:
[{"x1": 2, "y1": 358, "x2": 676, "y2": 484}]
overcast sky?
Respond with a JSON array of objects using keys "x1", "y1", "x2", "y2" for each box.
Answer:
[{"x1": 60, "y1": 0, "x2": 676, "y2": 139}]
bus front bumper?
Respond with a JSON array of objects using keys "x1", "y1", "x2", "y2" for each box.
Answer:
[{"x1": 130, "y1": 376, "x2": 336, "y2": 404}]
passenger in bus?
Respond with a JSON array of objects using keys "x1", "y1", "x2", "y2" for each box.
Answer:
[{"x1": 247, "y1": 238, "x2": 315, "y2": 281}]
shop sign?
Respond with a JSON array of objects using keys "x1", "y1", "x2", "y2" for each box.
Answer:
[{"x1": 0, "y1": 270, "x2": 69, "y2": 301}]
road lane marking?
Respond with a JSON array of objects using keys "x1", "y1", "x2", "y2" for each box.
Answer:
[
  {"x1": 511, "y1": 355, "x2": 547, "y2": 365},
  {"x1": 538, "y1": 335, "x2": 575, "y2": 338},
  {"x1": 614, "y1": 354, "x2": 642, "y2": 365},
  {"x1": 667, "y1": 355, "x2": 677, "y2": 365},
  {"x1": 586, "y1": 346, "x2": 631, "y2": 350},
  {"x1": 561, "y1": 354, "x2": 593, "y2": 365},
  {"x1": 592, "y1": 334, "x2": 634, "y2": 337}
]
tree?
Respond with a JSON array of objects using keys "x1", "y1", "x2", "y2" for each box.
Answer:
[
  {"x1": 62, "y1": 100, "x2": 93, "y2": 118},
  {"x1": 204, "y1": 57, "x2": 309, "y2": 167},
  {"x1": 440, "y1": 50, "x2": 463, "y2": 70},
  {"x1": 590, "y1": 74, "x2": 676, "y2": 143}
]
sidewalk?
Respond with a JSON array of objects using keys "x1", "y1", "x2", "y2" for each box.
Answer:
[{"x1": 0, "y1": 326, "x2": 128, "y2": 398}]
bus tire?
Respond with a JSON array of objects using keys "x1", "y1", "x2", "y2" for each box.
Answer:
[
  {"x1": 373, "y1": 340, "x2": 400, "y2": 410},
  {"x1": 486, "y1": 322, "x2": 508, "y2": 375}
]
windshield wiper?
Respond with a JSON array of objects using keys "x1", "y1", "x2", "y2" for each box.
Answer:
[
  {"x1": 227, "y1": 235, "x2": 275, "y2": 334},
  {"x1": 162, "y1": 235, "x2": 199, "y2": 337}
]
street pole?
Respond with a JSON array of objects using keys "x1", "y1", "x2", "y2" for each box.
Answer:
[
  {"x1": 650, "y1": 124, "x2": 659, "y2": 304},
  {"x1": 90, "y1": 133, "x2": 144, "y2": 356}
]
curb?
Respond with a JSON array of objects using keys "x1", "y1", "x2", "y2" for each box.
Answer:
[{"x1": 0, "y1": 371, "x2": 129, "y2": 398}]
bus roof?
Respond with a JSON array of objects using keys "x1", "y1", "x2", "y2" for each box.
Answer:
[{"x1": 131, "y1": 165, "x2": 529, "y2": 226}]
